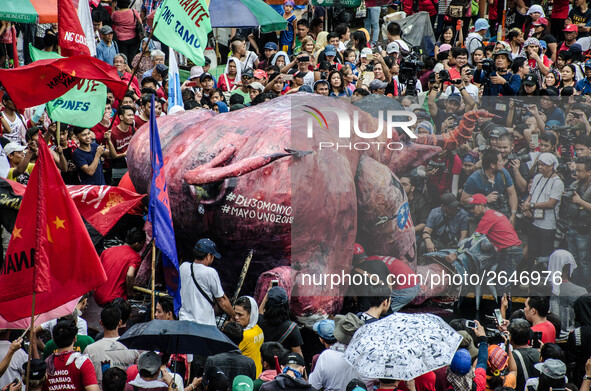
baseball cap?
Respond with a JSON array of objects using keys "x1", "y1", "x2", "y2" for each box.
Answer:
[
  {"x1": 439, "y1": 43, "x2": 452, "y2": 53},
  {"x1": 324, "y1": 45, "x2": 337, "y2": 56},
  {"x1": 539, "y1": 40, "x2": 547, "y2": 49},
  {"x1": 369, "y1": 79, "x2": 388, "y2": 91},
  {"x1": 564, "y1": 24, "x2": 578, "y2": 33},
  {"x1": 190, "y1": 66, "x2": 204, "y2": 80},
  {"x1": 267, "y1": 286, "x2": 288, "y2": 304},
  {"x1": 99, "y1": 25, "x2": 113, "y2": 35},
  {"x1": 199, "y1": 72, "x2": 214, "y2": 82},
  {"x1": 242, "y1": 68, "x2": 254, "y2": 78},
  {"x1": 248, "y1": 82, "x2": 265, "y2": 92},
  {"x1": 282, "y1": 352, "x2": 305, "y2": 367},
  {"x1": 447, "y1": 93, "x2": 461, "y2": 104},
  {"x1": 523, "y1": 73, "x2": 539, "y2": 86},
  {"x1": 458, "y1": 331, "x2": 478, "y2": 359},
  {"x1": 294, "y1": 71, "x2": 308, "y2": 79},
  {"x1": 232, "y1": 376, "x2": 254, "y2": 391},
  {"x1": 475, "y1": 18, "x2": 490, "y2": 31},
  {"x1": 138, "y1": 351, "x2": 161, "y2": 377},
  {"x1": 386, "y1": 42, "x2": 400, "y2": 54},
  {"x1": 441, "y1": 192, "x2": 460, "y2": 209},
  {"x1": 193, "y1": 238, "x2": 221, "y2": 258},
  {"x1": 534, "y1": 359, "x2": 567, "y2": 380},
  {"x1": 468, "y1": 193, "x2": 488, "y2": 205},
  {"x1": 585, "y1": 59, "x2": 591, "y2": 68},
  {"x1": 353, "y1": 243, "x2": 366, "y2": 262},
  {"x1": 254, "y1": 69, "x2": 268, "y2": 80},
  {"x1": 313, "y1": 319, "x2": 336, "y2": 342},
  {"x1": 204, "y1": 56, "x2": 211, "y2": 65},
  {"x1": 22, "y1": 359, "x2": 47, "y2": 381},
  {"x1": 360, "y1": 48, "x2": 372, "y2": 58},
  {"x1": 463, "y1": 151, "x2": 479, "y2": 164},
  {"x1": 314, "y1": 79, "x2": 330, "y2": 90},
  {"x1": 264, "y1": 42, "x2": 278, "y2": 51},
  {"x1": 568, "y1": 43, "x2": 582, "y2": 53},
  {"x1": 155, "y1": 64, "x2": 168, "y2": 76},
  {"x1": 450, "y1": 349, "x2": 472, "y2": 375},
  {"x1": 4, "y1": 142, "x2": 26, "y2": 155},
  {"x1": 533, "y1": 17, "x2": 548, "y2": 26}
]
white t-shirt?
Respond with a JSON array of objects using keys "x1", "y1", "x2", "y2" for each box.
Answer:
[
  {"x1": 0, "y1": 341, "x2": 28, "y2": 389},
  {"x1": 83, "y1": 337, "x2": 139, "y2": 384},
  {"x1": 41, "y1": 317, "x2": 88, "y2": 336},
  {"x1": 529, "y1": 174, "x2": 564, "y2": 230},
  {"x1": 445, "y1": 84, "x2": 480, "y2": 103},
  {"x1": 239, "y1": 51, "x2": 258, "y2": 71},
  {"x1": 178, "y1": 262, "x2": 224, "y2": 326},
  {"x1": 3, "y1": 113, "x2": 26, "y2": 145},
  {"x1": 0, "y1": 145, "x2": 10, "y2": 178}
]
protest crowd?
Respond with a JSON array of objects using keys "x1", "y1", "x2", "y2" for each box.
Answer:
[{"x1": 2, "y1": 2, "x2": 591, "y2": 391}]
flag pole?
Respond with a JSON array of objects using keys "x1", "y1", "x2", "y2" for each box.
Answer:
[
  {"x1": 56, "y1": 122, "x2": 61, "y2": 146},
  {"x1": 109, "y1": 22, "x2": 159, "y2": 130},
  {"x1": 25, "y1": 291, "x2": 36, "y2": 391},
  {"x1": 151, "y1": 240, "x2": 156, "y2": 319}
]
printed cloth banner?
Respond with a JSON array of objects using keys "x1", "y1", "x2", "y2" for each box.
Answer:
[
  {"x1": 153, "y1": 0, "x2": 212, "y2": 66},
  {"x1": 30, "y1": 45, "x2": 106, "y2": 128}
]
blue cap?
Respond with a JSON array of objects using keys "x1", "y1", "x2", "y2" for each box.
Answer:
[
  {"x1": 447, "y1": 93, "x2": 462, "y2": 103},
  {"x1": 474, "y1": 18, "x2": 490, "y2": 31},
  {"x1": 324, "y1": 44, "x2": 337, "y2": 56},
  {"x1": 267, "y1": 286, "x2": 288, "y2": 304},
  {"x1": 193, "y1": 238, "x2": 221, "y2": 258},
  {"x1": 264, "y1": 42, "x2": 278, "y2": 51},
  {"x1": 539, "y1": 40, "x2": 547, "y2": 49},
  {"x1": 450, "y1": 349, "x2": 472, "y2": 375},
  {"x1": 585, "y1": 59, "x2": 591, "y2": 68},
  {"x1": 313, "y1": 319, "x2": 336, "y2": 341}
]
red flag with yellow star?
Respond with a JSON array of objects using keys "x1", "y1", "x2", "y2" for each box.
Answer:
[{"x1": 0, "y1": 134, "x2": 107, "y2": 321}]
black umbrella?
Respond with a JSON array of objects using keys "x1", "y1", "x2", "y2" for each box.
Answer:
[{"x1": 119, "y1": 320, "x2": 238, "y2": 356}]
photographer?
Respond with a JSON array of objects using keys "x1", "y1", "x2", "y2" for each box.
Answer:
[
  {"x1": 566, "y1": 102, "x2": 591, "y2": 136},
  {"x1": 462, "y1": 149, "x2": 519, "y2": 224},
  {"x1": 474, "y1": 49, "x2": 521, "y2": 96},
  {"x1": 428, "y1": 82, "x2": 474, "y2": 132},
  {"x1": 445, "y1": 66, "x2": 480, "y2": 103},
  {"x1": 521, "y1": 153, "x2": 564, "y2": 261},
  {"x1": 422, "y1": 193, "x2": 469, "y2": 254},
  {"x1": 562, "y1": 157, "x2": 591, "y2": 288},
  {"x1": 496, "y1": 133, "x2": 530, "y2": 196}
]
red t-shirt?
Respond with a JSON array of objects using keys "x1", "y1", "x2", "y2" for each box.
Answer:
[
  {"x1": 551, "y1": 0, "x2": 570, "y2": 19},
  {"x1": 528, "y1": 55, "x2": 552, "y2": 70},
  {"x1": 110, "y1": 125, "x2": 135, "y2": 155},
  {"x1": 91, "y1": 122, "x2": 109, "y2": 145},
  {"x1": 428, "y1": 154, "x2": 462, "y2": 196},
  {"x1": 134, "y1": 115, "x2": 148, "y2": 129},
  {"x1": 94, "y1": 245, "x2": 142, "y2": 306},
  {"x1": 532, "y1": 320, "x2": 557, "y2": 344},
  {"x1": 475, "y1": 209, "x2": 522, "y2": 250},
  {"x1": 367, "y1": 255, "x2": 417, "y2": 290},
  {"x1": 43, "y1": 351, "x2": 97, "y2": 391},
  {"x1": 399, "y1": 371, "x2": 436, "y2": 391}
]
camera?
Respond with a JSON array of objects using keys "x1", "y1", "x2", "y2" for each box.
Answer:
[
  {"x1": 427, "y1": 160, "x2": 446, "y2": 170},
  {"x1": 365, "y1": 64, "x2": 374, "y2": 72},
  {"x1": 481, "y1": 58, "x2": 495, "y2": 73},
  {"x1": 507, "y1": 153, "x2": 531, "y2": 163},
  {"x1": 439, "y1": 70, "x2": 451, "y2": 83},
  {"x1": 399, "y1": 46, "x2": 425, "y2": 96},
  {"x1": 297, "y1": 55, "x2": 310, "y2": 62}
]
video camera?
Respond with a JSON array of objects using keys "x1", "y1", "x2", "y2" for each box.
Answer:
[
  {"x1": 507, "y1": 153, "x2": 531, "y2": 163},
  {"x1": 399, "y1": 46, "x2": 425, "y2": 96}
]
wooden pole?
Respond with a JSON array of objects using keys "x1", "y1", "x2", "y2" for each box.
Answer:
[
  {"x1": 133, "y1": 286, "x2": 170, "y2": 297},
  {"x1": 151, "y1": 241, "x2": 156, "y2": 319},
  {"x1": 24, "y1": 292, "x2": 36, "y2": 391},
  {"x1": 56, "y1": 121, "x2": 61, "y2": 147}
]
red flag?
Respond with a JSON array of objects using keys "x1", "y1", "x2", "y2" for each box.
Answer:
[
  {"x1": 58, "y1": 0, "x2": 91, "y2": 57},
  {"x1": 0, "y1": 135, "x2": 107, "y2": 322},
  {"x1": 0, "y1": 56, "x2": 127, "y2": 109}
]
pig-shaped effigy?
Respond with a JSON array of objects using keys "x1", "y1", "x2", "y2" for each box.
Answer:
[{"x1": 127, "y1": 94, "x2": 491, "y2": 317}]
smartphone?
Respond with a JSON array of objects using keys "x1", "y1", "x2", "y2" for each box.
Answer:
[
  {"x1": 532, "y1": 331, "x2": 543, "y2": 348},
  {"x1": 271, "y1": 280, "x2": 279, "y2": 287},
  {"x1": 465, "y1": 320, "x2": 477, "y2": 329},
  {"x1": 367, "y1": 53, "x2": 374, "y2": 61},
  {"x1": 186, "y1": 81, "x2": 197, "y2": 87},
  {"x1": 531, "y1": 133, "x2": 539, "y2": 147},
  {"x1": 283, "y1": 74, "x2": 294, "y2": 81},
  {"x1": 494, "y1": 308, "x2": 504, "y2": 326}
]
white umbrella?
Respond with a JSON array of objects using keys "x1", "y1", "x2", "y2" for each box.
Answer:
[{"x1": 344, "y1": 312, "x2": 463, "y2": 381}]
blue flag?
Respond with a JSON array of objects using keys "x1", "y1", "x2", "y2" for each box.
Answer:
[{"x1": 148, "y1": 95, "x2": 182, "y2": 314}]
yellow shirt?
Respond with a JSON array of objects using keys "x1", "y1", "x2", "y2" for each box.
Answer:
[
  {"x1": 7, "y1": 163, "x2": 35, "y2": 182},
  {"x1": 239, "y1": 325, "x2": 264, "y2": 377}
]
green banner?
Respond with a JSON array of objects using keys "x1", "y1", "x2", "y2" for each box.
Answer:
[
  {"x1": 153, "y1": 0, "x2": 212, "y2": 66},
  {"x1": 311, "y1": 0, "x2": 361, "y2": 6},
  {"x1": 29, "y1": 45, "x2": 106, "y2": 128}
]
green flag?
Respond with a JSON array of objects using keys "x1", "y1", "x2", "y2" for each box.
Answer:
[
  {"x1": 153, "y1": 0, "x2": 211, "y2": 66},
  {"x1": 29, "y1": 44, "x2": 107, "y2": 128}
]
